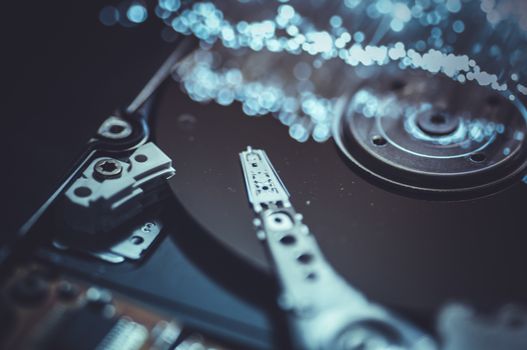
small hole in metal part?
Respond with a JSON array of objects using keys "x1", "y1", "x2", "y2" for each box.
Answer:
[
  {"x1": 274, "y1": 217, "x2": 282, "y2": 223},
  {"x1": 252, "y1": 163, "x2": 257, "y2": 167},
  {"x1": 262, "y1": 186, "x2": 269, "y2": 190},
  {"x1": 130, "y1": 236, "x2": 144, "y2": 245},
  {"x1": 306, "y1": 272, "x2": 317, "y2": 281},
  {"x1": 135, "y1": 154, "x2": 148, "y2": 163},
  {"x1": 470, "y1": 153, "x2": 486, "y2": 163},
  {"x1": 74, "y1": 187, "x2": 91, "y2": 198},
  {"x1": 372, "y1": 135, "x2": 387, "y2": 146},
  {"x1": 109, "y1": 124, "x2": 125, "y2": 134},
  {"x1": 280, "y1": 235, "x2": 296, "y2": 245},
  {"x1": 297, "y1": 253, "x2": 314, "y2": 264}
]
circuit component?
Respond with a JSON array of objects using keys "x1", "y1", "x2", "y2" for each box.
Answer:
[{"x1": 0, "y1": 264, "x2": 191, "y2": 350}]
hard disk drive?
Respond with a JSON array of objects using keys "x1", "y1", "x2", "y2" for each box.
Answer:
[{"x1": 3, "y1": 1, "x2": 527, "y2": 349}]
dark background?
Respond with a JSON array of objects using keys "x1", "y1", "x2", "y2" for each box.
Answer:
[{"x1": 3, "y1": 1, "x2": 174, "y2": 235}]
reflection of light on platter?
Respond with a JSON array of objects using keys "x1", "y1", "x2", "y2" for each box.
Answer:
[
  {"x1": 175, "y1": 51, "x2": 335, "y2": 143},
  {"x1": 102, "y1": 0, "x2": 527, "y2": 142}
]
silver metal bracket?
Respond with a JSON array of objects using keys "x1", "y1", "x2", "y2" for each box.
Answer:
[
  {"x1": 62, "y1": 142, "x2": 175, "y2": 236},
  {"x1": 54, "y1": 220, "x2": 162, "y2": 264},
  {"x1": 240, "y1": 147, "x2": 436, "y2": 350},
  {"x1": 92, "y1": 220, "x2": 162, "y2": 263}
]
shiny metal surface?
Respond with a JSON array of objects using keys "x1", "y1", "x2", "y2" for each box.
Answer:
[
  {"x1": 155, "y1": 78, "x2": 527, "y2": 324},
  {"x1": 240, "y1": 147, "x2": 435, "y2": 350}
]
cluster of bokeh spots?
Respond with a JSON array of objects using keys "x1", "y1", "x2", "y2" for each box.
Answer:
[
  {"x1": 100, "y1": 0, "x2": 527, "y2": 142},
  {"x1": 176, "y1": 50, "x2": 335, "y2": 142}
]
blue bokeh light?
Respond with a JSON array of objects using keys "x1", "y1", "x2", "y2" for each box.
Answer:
[{"x1": 127, "y1": 4, "x2": 148, "y2": 24}]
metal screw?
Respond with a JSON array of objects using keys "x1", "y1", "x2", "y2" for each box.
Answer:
[{"x1": 94, "y1": 159, "x2": 122, "y2": 179}]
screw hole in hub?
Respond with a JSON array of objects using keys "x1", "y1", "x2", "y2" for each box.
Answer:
[
  {"x1": 372, "y1": 135, "x2": 387, "y2": 146},
  {"x1": 469, "y1": 153, "x2": 486, "y2": 163}
]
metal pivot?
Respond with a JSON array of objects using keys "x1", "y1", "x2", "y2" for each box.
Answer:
[
  {"x1": 63, "y1": 142, "x2": 175, "y2": 236},
  {"x1": 239, "y1": 146, "x2": 436, "y2": 350}
]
